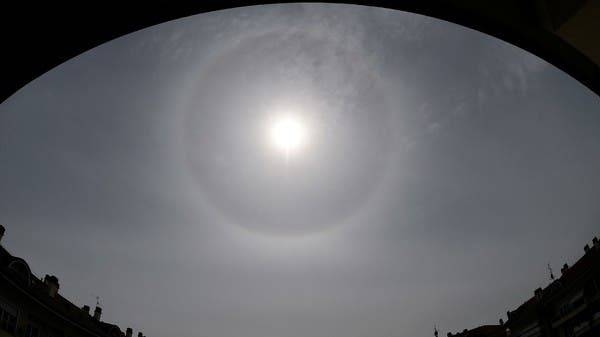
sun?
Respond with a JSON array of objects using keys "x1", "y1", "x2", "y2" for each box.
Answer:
[{"x1": 268, "y1": 115, "x2": 308, "y2": 158}]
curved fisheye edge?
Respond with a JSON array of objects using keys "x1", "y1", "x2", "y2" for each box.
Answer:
[{"x1": 1, "y1": 1, "x2": 599, "y2": 104}]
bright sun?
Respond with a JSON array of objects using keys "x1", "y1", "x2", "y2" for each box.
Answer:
[{"x1": 269, "y1": 115, "x2": 308, "y2": 158}]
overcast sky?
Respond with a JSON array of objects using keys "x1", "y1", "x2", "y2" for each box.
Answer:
[{"x1": 1, "y1": 4, "x2": 599, "y2": 337}]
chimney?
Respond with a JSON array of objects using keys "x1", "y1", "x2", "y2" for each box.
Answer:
[
  {"x1": 0, "y1": 224, "x2": 5, "y2": 243},
  {"x1": 534, "y1": 287, "x2": 543, "y2": 300},
  {"x1": 43, "y1": 275, "x2": 60, "y2": 297},
  {"x1": 126, "y1": 328, "x2": 133, "y2": 337},
  {"x1": 499, "y1": 318, "x2": 504, "y2": 326},
  {"x1": 138, "y1": 332, "x2": 143, "y2": 337},
  {"x1": 506, "y1": 310, "x2": 511, "y2": 320},
  {"x1": 561, "y1": 263, "x2": 569, "y2": 275},
  {"x1": 82, "y1": 305, "x2": 90, "y2": 315},
  {"x1": 584, "y1": 244, "x2": 591, "y2": 253},
  {"x1": 593, "y1": 237, "x2": 599, "y2": 249},
  {"x1": 93, "y1": 306, "x2": 102, "y2": 321}
]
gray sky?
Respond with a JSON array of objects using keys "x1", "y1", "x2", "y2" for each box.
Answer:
[{"x1": 1, "y1": 4, "x2": 599, "y2": 337}]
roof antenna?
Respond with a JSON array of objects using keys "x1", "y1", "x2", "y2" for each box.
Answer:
[
  {"x1": 434, "y1": 324, "x2": 439, "y2": 337},
  {"x1": 547, "y1": 263, "x2": 555, "y2": 281}
]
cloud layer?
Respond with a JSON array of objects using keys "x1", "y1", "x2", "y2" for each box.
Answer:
[{"x1": 1, "y1": 4, "x2": 599, "y2": 337}]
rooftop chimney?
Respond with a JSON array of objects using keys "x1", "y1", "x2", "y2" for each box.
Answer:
[
  {"x1": 499, "y1": 318, "x2": 504, "y2": 326},
  {"x1": 82, "y1": 305, "x2": 90, "y2": 315},
  {"x1": 93, "y1": 306, "x2": 102, "y2": 321},
  {"x1": 506, "y1": 310, "x2": 511, "y2": 319},
  {"x1": 593, "y1": 237, "x2": 599, "y2": 249},
  {"x1": 534, "y1": 287, "x2": 543, "y2": 300},
  {"x1": 126, "y1": 328, "x2": 133, "y2": 337},
  {"x1": 138, "y1": 332, "x2": 143, "y2": 337},
  {"x1": 0, "y1": 224, "x2": 5, "y2": 243},
  {"x1": 561, "y1": 263, "x2": 569, "y2": 275},
  {"x1": 43, "y1": 275, "x2": 60, "y2": 297}
]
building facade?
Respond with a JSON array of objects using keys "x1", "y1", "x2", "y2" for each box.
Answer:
[
  {"x1": 448, "y1": 236, "x2": 600, "y2": 337},
  {"x1": 0, "y1": 225, "x2": 144, "y2": 337}
]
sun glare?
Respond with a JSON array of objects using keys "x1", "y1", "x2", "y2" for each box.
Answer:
[{"x1": 269, "y1": 115, "x2": 308, "y2": 158}]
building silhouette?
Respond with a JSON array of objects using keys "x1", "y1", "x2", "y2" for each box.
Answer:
[
  {"x1": 0, "y1": 225, "x2": 144, "y2": 337},
  {"x1": 447, "y1": 236, "x2": 600, "y2": 337},
  {"x1": 2, "y1": 221, "x2": 598, "y2": 337}
]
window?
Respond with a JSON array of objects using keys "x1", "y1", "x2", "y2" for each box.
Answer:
[
  {"x1": 0, "y1": 298, "x2": 17, "y2": 334},
  {"x1": 7, "y1": 259, "x2": 31, "y2": 285},
  {"x1": 24, "y1": 323, "x2": 40, "y2": 337}
]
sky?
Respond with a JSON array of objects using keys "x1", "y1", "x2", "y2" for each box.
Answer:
[{"x1": 1, "y1": 4, "x2": 599, "y2": 337}]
